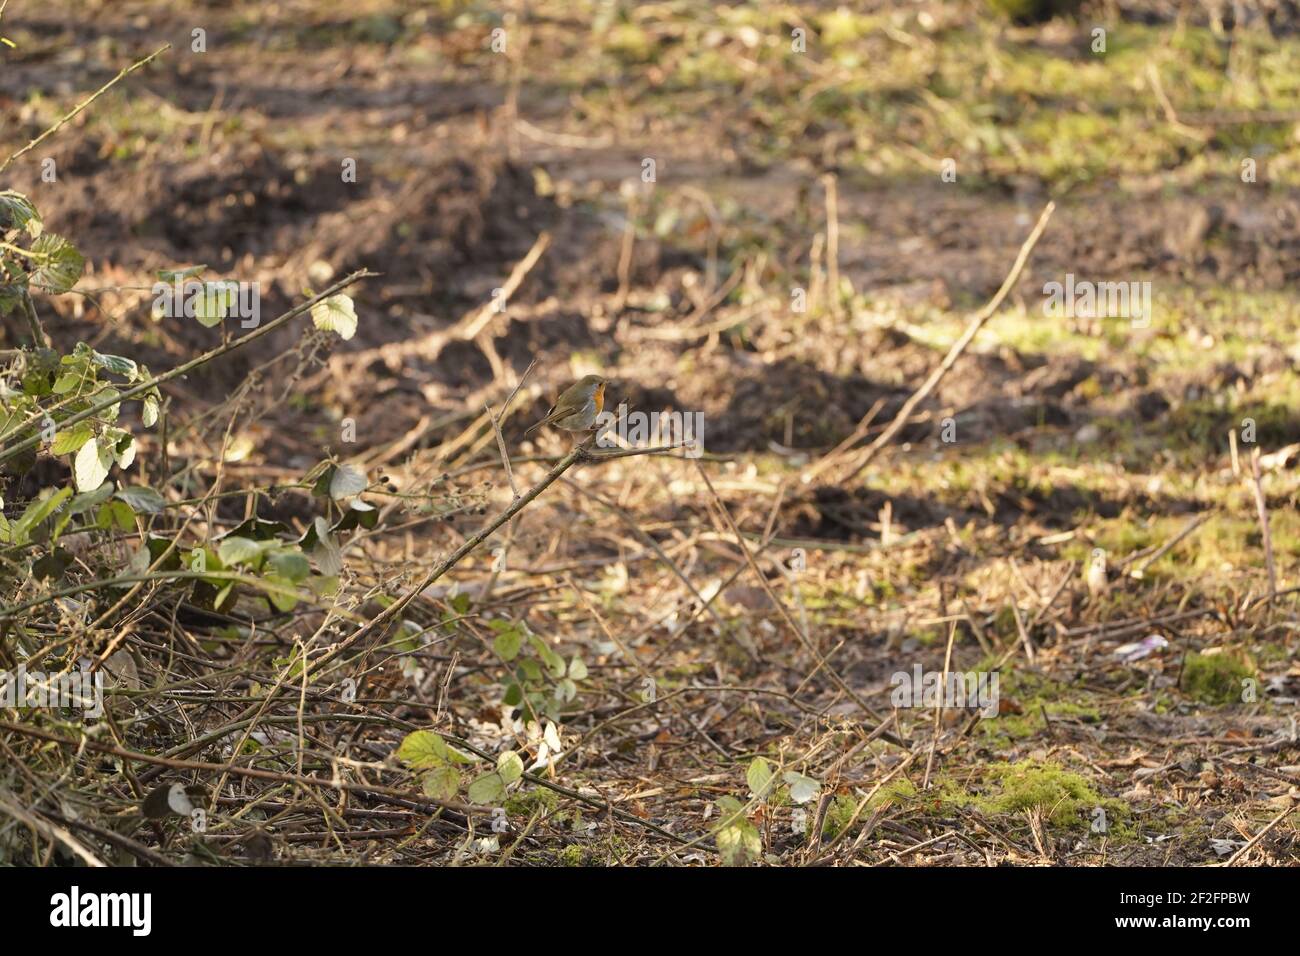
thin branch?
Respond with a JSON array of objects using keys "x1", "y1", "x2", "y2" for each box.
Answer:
[
  {"x1": 0, "y1": 269, "x2": 375, "y2": 467},
  {"x1": 833, "y1": 201, "x2": 1055, "y2": 484},
  {"x1": 922, "y1": 621, "x2": 957, "y2": 789},
  {"x1": 480, "y1": 359, "x2": 535, "y2": 601},
  {"x1": 0, "y1": 719, "x2": 485, "y2": 815},
  {"x1": 310, "y1": 433, "x2": 601, "y2": 677},
  {"x1": 690, "y1": 458, "x2": 906, "y2": 747},
  {"x1": 0, "y1": 45, "x2": 171, "y2": 175},
  {"x1": 1223, "y1": 803, "x2": 1295, "y2": 866},
  {"x1": 458, "y1": 232, "x2": 550, "y2": 341},
  {"x1": 1248, "y1": 446, "x2": 1277, "y2": 603},
  {"x1": 20, "y1": 290, "x2": 43, "y2": 346}
]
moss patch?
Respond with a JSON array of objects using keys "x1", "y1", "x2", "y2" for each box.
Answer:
[
  {"x1": 973, "y1": 759, "x2": 1123, "y2": 829},
  {"x1": 1181, "y1": 650, "x2": 1257, "y2": 706},
  {"x1": 504, "y1": 786, "x2": 560, "y2": 817},
  {"x1": 558, "y1": 842, "x2": 596, "y2": 866}
]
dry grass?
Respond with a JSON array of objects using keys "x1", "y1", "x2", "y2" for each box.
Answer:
[{"x1": 1, "y1": 0, "x2": 1298, "y2": 867}]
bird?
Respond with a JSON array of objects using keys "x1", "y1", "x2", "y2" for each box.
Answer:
[{"x1": 525, "y1": 374, "x2": 607, "y2": 435}]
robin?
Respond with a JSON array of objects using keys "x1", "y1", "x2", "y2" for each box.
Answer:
[{"x1": 525, "y1": 374, "x2": 607, "y2": 435}]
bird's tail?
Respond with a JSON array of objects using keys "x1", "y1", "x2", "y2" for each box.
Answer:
[{"x1": 526, "y1": 406, "x2": 558, "y2": 435}]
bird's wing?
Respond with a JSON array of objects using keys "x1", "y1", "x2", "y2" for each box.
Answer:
[{"x1": 525, "y1": 402, "x2": 559, "y2": 434}]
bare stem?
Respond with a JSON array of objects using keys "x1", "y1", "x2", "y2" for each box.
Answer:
[
  {"x1": 0, "y1": 270, "x2": 375, "y2": 467},
  {"x1": 0, "y1": 45, "x2": 171, "y2": 175}
]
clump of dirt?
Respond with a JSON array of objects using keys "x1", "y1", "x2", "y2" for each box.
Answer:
[
  {"x1": 675, "y1": 356, "x2": 906, "y2": 452},
  {"x1": 687, "y1": 328, "x2": 1097, "y2": 454},
  {"x1": 773, "y1": 483, "x2": 971, "y2": 543},
  {"x1": 151, "y1": 147, "x2": 362, "y2": 261},
  {"x1": 301, "y1": 155, "x2": 562, "y2": 320},
  {"x1": 8, "y1": 142, "x2": 360, "y2": 272},
  {"x1": 32, "y1": 141, "x2": 608, "y2": 447},
  {"x1": 829, "y1": 184, "x2": 1298, "y2": 303},
  {"x1": 1042, "y1": 193, "x2": 1300, "y2": 288},
  {"x1": 493, "y1": 311, "x2": 601, "y2": 374}
]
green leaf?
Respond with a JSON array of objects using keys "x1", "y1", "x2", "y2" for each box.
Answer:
[
  {"x1": 52, "y1": 371, "x2": 82, "y2": 395},
  {"x1": 0, "y1": 191, "x2": 42, "y2": 238},
  {"x1": 10, "y1": 487, "x2": 71, "y2": 545},
  {"x1": 91, "y1": 351, "x2": 138, "y2": 379},
  {"x1": 747, "y1": 757, "x2": 775, "y2": 800},
  {"x1": 467, "y1": 772, "x2": 506, "y2": 804},
  {"x1": 214, "y1": 580, "x2": 236, "y2": 611},
  {"x1": 311, "y1": 294, "x2": 358, "y2": 340},
  {"x1": 714, "y1": 796, "x2": 761, "y2": 866},
  {"x1": 217, "y1": 535, "x2": 264, "y2": 566},
  {"x1": 74, "y1": 437, "x2": 113, "y2": 492},
  {"x1": 259, "y1": 573, "x2": 299, "y2": 612},
  {"x1": 96, "y1": 500, "x2": 135, "y2": 532},
  {"x1": 192, "y1": 282, "x2": 234, "y2": 327},
  {"x1": 189, "y1": 546, "x2": 218, "y2": 573},
  {"x1": 114, "y1": 434, "x2": 136, "y2": 469},
  {"x1": 492, "y1": 623, "x2": 524, "y2": 661},
  {"x1": 311, "y1": 463, "x2": 336, "y2": 498},
  {"x1": 519, "y1": 659, "x2": 542, "y2": 682},
  {"x1": 142, "y1": 394, "x2": 160, "y2": 428},
  {"x1": 0, "y1": 284, "x2": 25, "y2": 317},
  {"x1": 313, "y1": 531, "x2": 342, "y2": 576},
  {"x1": 69, "y1": 481, "x2": 116, "y2": 514},
  {"x1": 396, "y1": 730, "x2": 449, "y2": 769},
  {"x1": 51, "y1": 421, "x2": 93, "y2": 454},
  {"x1": 331, "y1": 499, "x2": 378, "y2": 532},
  {"x1": 156, "y1": 264, "x2": 205, "y2": 283},
  {"x1": 115, "y1": 485, "x2": 166, "y2": 514},
  {"x1": 267, "y1": 549, "x2": 311, "y2": 583},
  {"x1": 141, "y1": 534, "x2": 182, "y2": 571},
  {"x1": 529, "y1": 634, "x2": 565, "y2": 678},
  {"x1": 29, "y1": 233, "x2": 84, "y2": 293},
  {"x1": 783, "y1": 771, "x2": 820, "y2": 805},
  {"x1": 227, "y1": 516, "x2": 290, "y2": 540},
  {"x1": 496, "y1": 751, "x2": 524, "y2": 785},
  {"x1": 567, "y1": 656, "x2": 588, "y2": 680},
  {"x1": 96, "y1": 387, "x2": 122, "y2": 422},
  {"x1": 300, "y1": 516, "x2": 342, "y2": 574},
  {"x1": 421, "y1": 766, "x2": 460, "y2": 801},
  {"x1": 298, "y1": 514, "x2": 327, "y2": 549}
]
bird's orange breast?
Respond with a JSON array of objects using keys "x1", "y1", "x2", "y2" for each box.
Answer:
[{"x1": 594, "y1": 382, "x2": 606, "y2": 414}]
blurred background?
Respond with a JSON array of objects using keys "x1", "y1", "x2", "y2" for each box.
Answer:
[{"x1": 2, "y1": 0, "x2": 1300, "y2": 866}]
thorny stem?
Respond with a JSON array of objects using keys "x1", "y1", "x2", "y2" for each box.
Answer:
[{"x1": 0, "y1": 270, "x2": 375, "y2": 466}]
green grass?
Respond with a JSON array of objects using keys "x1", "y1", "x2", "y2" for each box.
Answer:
[{"x1": 1181, "y1": 650, "x2": 1257, "y2": 705}]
